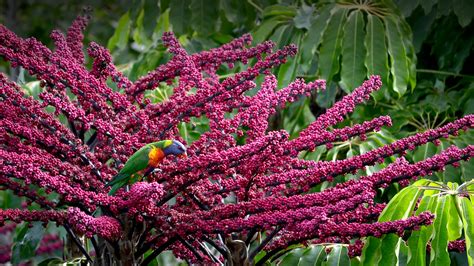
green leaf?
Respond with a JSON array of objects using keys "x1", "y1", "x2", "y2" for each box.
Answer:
[
  {"x1": 316, "y1": 81, "x2": 338, "y2": 109},
  {"x1": 263, "y1": 5, "x2": 297, "y2": 19},
  {"x1": 361, "y1": 182, "x2": 427, "y2": 265},
  {"x1": 169, "y1": 0, "x2": 191, "y2": 35},
  {"x1": 298, "y1": 245, "x2": 325, "y2": 265},
  {"x1": 190, "y1": 0, "x2": 218, "y2": 36},
  {"x1": 299, "y1": 4, "x2": 332, "y2": 73},
  {"x1": 107, "y1": 12, "x2": 131, "y2": 51},
  {"x1": 132, "y1": 9, "x2": 150, "y2": 48},
  {"x1": 407, "y1": 196, "x2": 437, "y2": 266},
  {"x1": 446, "y1": 195, "x2": 462, "y2": 241},
  {"x1": 323, "y1": 245, "x2": 350, "y2": 266},
  {"x1": 420, "y1": 0, "x2": 436, "y2": 14},
  {"x1": 278, "y1": 31, "x2": 302, "y2": 88},
  {"x1": 378, "y1": 184, "x2": 426, "y2": 265},
  {"x1": 252, "y1": 17, "x2": 284, "y2": 44},
  {"x1": 397, "y1": 0, "x2": 420, "y2": 17},
  {"x1": 453, "y1": 0, "x2": 474, "y2": 27},
  {"x1": 460, "y1": 197, "x2": 474, "y2": 266},
  {"x1": 410, "y1": 8, "x2": 437, "y2": 53},
  {"x1": 413, "y1": 142, "x2": 437, "y2": 162},
  {"x1": 398, "y1": 240, "x2": 409, "y2": 266},
  {"x1": 38, "y1": 258, "x2": 65, "y2": 266},
  {"x1": 384, "y1": 16, "x2": 409, "y2": 96},
  {"x1": 318, "y1": 7, "x2": 348, "y2": 83},
  {"x1": 151, "y1": 9, "x2": 170, "y2": 42},
  {"x1": 280, "y1": 248, "x2": 306, "y2": 266},
  {"x1": 11, "y1": 222, "x2": 46, "y2": 265},
  {"x1": 293, "y1": 2, "x2": 315, "y2": 30},
  {"x1": 398, "y1": 19, "x2": 416, "y2": 91},
  {"x1": 340, "y1": 10, "x2": 366, "y2": 93},
  {"x1": 364, "y1": 14, "x2": 389, "y2": 99},
  {"x1": 430, "y1": 196, "x2": 450, "y2": 266}
]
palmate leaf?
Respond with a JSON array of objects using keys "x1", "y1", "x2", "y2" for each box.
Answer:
[
  {"x1": 107, "y1": 11, "x2": 131, "y2": 52},
  {"x1": 361, "y1": 180, "x2": 428, "y2": 265},
  {"x1": 364, "y1": 14, "x2": 389, "y2": 99},
  {"x1": 250, "y1": 0, "x2": 416, "y2": 105},
  {"x1": 363, "y1": 179, "x2": 472, "y2": 266},
  {"x1": 407, "y1": 195, "x2": 437, "y2": 266},
  {"x1": 395, "y1": 0, "x2": 473, "y2": 27},
  {"x1": 278, "y1": 244, "x2": 348, "y2": 266},
  {"x1": 384, "y1": 15, "x2": 410, "y2": 96},
  {"x1": 318, "y1": 7, "x2": 348, "y2": 84},
  {"x1": 190, "y1": 0, "x2": 219, "y2": 36},
  {"x1": 340, "y1": 11, "x2": 366, "y2": 93},
  {"x1": 323, "y1": 245, "x2": 350, "y2": 266},
  {"x1": 299, "y1": 4, "x2": 333, "y2": 73},
  {"x1": 460, "y1": 197, "x2": 474, "y2": 266},
  {"x1": 169, "y1": 0, "x2": 191, "y2": 35},
  {"x1": 12, "y1": 222, "x2": 46, "y2": 265},
  {"x1": 430, "y1": 195, "x2": 450, "y2": 265}
]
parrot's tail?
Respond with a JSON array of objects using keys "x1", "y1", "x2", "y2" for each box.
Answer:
[
  {"x1": 106, "y1": 173, "x2": 129, "y2": 195},
  {"x1": 106, "y1": 173, "x2": 128, "y2": 187}
]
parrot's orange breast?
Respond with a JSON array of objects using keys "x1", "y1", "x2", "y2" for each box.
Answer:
[{"x1": 148, "y1": 147, "x2": 165, "y2": 167}]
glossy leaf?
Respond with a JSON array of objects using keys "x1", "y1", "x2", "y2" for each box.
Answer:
[
  {"x1": 107, "y1": 11, "x2": 131, "y2": 51},
  {"x1": 38, "y1": 258, "x2": 65, "y2": 266},
  {"x1": 453, "y1": 0, "x2": 474, "y2": 27},
  {"x1": 280, "y1": 248, "x2": 306, "y2": 266},
  {"x1": 252, "y1": 17, "x2": 283, "y2": 44},
  {"x1": 413, "y1": 142, "x2": 437, "y2": 163},
  {"x1": 364, "y1": 14, "x2": 389, "y2": 97},
  {"x1": 430, "y1": 195, "x2": 450, "y2": 266},
  {"x1": 323, "y1": 245, "x2": 350, "y2": 266},
  {"x1": 398, "y1": 18, "x2": 416, "y2": 90},
  {"x1": 190, "y1": 0, "x2": 218, "y2": 36},
  {"x1": 293, "y1": 2, "x2": 315, "y2": 30},
  {"x1": 378, "y1": 183, "x2": 426, "y2": 265},
  {"x1": 384, "y1": 15, "x2": 410, "y2": 96},
  {"x1": 397, "y1": 0, "x2": 420, "y2": 17},
  {"x1": 361, "y1": 181, "x2": 427, "y2": 265},
  {"x1": 460, "y1": 197, "x2": 474, "y2": 266},
  {"x1": 132, "y1": 9, "x2": 149, "y2": 48},
  {"x1": 262, "y1": 5, "x2": 297, "y2": 19},
  {"x1": 407, "y1": 195, "x2": 437, "y2": 266},
  {"x1": 169, "y1": 0, "x2": 191, "y2": 35},
  {"x1": 11, "y1": 222, "x2": 46, "y2": 265},
  {"x1": 151, "y1": 9, "x2": 170, "y2": 42},
  {"x1": 446, "y1": 192, "x2": 462, "y2": 241},
  {"x1": 318, "y1": 7, "x2": 348, "y2": 83},
  {"x1": 298, "y1": 245, "x2": 326, "y2": 266},
  {"x1": 278, "y1": 31, "x2": 302, "y2": 88},
  {"x1": 340, "y1": 10, "x2": 366, "y2": 93},
  {"x1": 299, "y1": 4, "x2": 332, "y2": 73}
]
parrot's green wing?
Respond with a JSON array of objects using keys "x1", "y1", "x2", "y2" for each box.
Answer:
[
  {"x1": 107, "y1": 145, "x2": 151, "y2": 189},
  {"x1": 118, "y1": 145, "x2": 152, "y2": 175}
]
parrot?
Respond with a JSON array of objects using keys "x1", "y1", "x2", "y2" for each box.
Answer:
[{"x1": 106, "y1": 139, "x2": 187, "y2": 195}]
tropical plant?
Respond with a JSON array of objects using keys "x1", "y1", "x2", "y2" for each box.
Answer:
[
  {"x1": 362, "y1": 179, "x2": 474, "y2": 265},
  {"x1": 0, "y1": 11, "x2": 473, "y2": 265}
]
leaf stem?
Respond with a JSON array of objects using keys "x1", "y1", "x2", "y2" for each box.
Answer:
[
  {"x1": 247, "y1": 0, "x2": 263, "y2": 13},
  {"x1": 416, "y1": 69, "x2": 474, "y2": 79}
]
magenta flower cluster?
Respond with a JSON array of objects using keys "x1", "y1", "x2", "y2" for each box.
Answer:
[{"x1": 0, "y1": 13, "x2": 472, "y2": 264}]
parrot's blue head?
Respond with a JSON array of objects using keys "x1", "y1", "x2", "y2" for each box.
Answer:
[{"x1": 163, "y1": 140, "x2": 187, "y2": 158}]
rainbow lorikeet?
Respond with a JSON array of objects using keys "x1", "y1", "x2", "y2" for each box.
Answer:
[{"x1": 107, "y1": 140, "x2": 187, "y2": 195}]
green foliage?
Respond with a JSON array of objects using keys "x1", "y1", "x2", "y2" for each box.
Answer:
[
  {"x1": 12, "y1": 222, "x2": 46, "y2": 265},
  {"x1": 361, "y1": 179, "x2": 474, "y2": 266},
  {"x1": 396, "y1": 0, "x2": 474, "y2": 27},
  {"x1": 273, "y1": 244, "x2": 353, "y2": 266}
]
